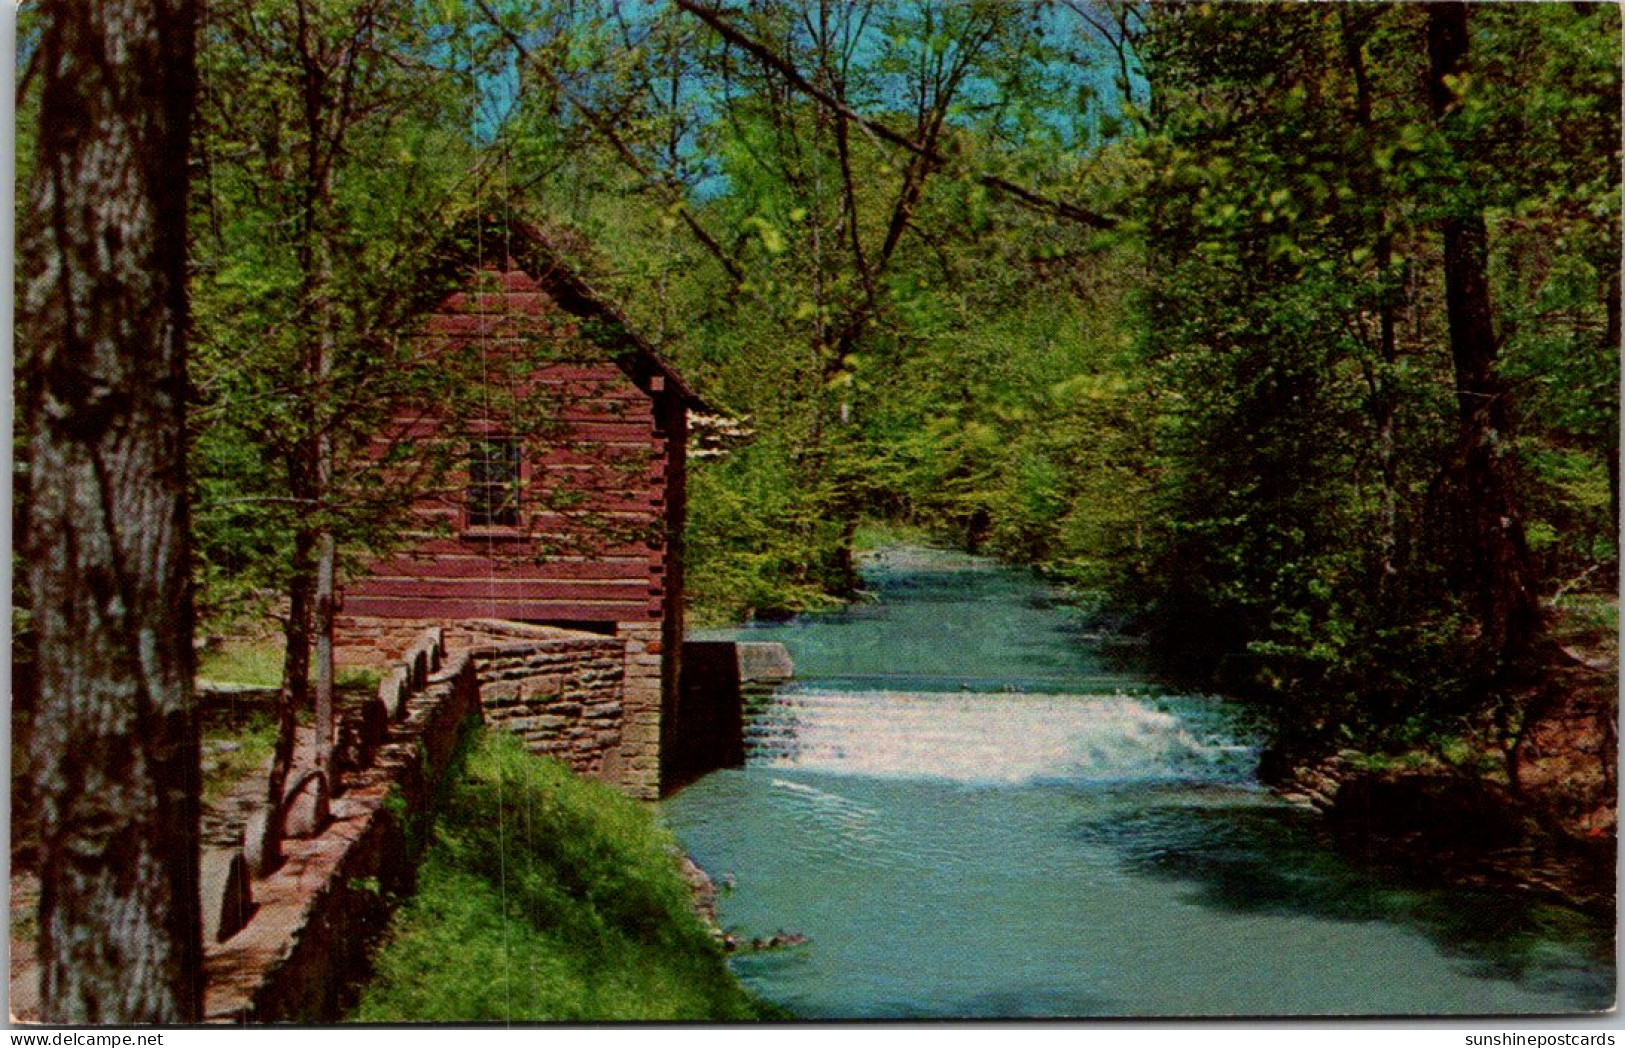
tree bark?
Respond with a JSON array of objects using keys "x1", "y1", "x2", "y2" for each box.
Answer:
[
  {"x1": 294, "y1": 0, "x2": 340, "y2": 788},
  {"x1": 262, "y1": 508, "x2": 316, "y2": 872},
  {"x1": 1426, "y1": 2, "x2": 1542, "y2": 665},
  {"x1": 20, "y1": 0, "x2": 202, "y2": 1023}
]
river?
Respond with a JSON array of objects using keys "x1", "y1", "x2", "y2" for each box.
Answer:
[{"x1": 664, "y1": 547, "x2": 1615, "y2": 1019}]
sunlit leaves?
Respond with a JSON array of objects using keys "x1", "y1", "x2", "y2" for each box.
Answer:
[{"x1": 1129, "y1": 1, "x2": 1618, "y2": 746}]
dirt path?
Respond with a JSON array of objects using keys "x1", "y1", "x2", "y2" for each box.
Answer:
[{"x1": 10, "y1": 751, "x2": 277, "y2": 1023}]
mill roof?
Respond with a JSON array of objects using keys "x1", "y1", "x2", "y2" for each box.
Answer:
[{"x1": 432, "y1": 210, "x2": 709, "y2": 413}]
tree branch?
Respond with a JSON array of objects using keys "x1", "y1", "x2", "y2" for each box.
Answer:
[
  {"x1": 672, "y1": 0, "x2": 1118, "y2": 231},
  {"x1": 472, "y1": 0, "x2": 747, "y2": 288}
]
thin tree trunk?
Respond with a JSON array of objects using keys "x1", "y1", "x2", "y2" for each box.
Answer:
[
  {"x1": 1426, "y1": 2, "x2": 1542, "y2": 664},
  {"x1": 294, "y1": 0, "x2": 338, "y2": 789},
  {"x1": 20, "y1": 0, "x2": 201, "y2": 1022},
  {"x1": 313, "y1": 256, "x2": 337, "y2": 787},
  {"x1": 1340, "y1": 10, "x2": 1400, "y2": 590},
  {"x1": 315, "y1": 524, "x2": 336, "y2": 785},
  {"x1": 262, "y1": 512, "x2": 316, "y2": 870}
]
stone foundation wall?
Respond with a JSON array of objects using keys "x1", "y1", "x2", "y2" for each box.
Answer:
[
  {"x1": 473, "y1": 638, "x2": 626, "y2": 783},
  {"x1": 334, "y1": 615, "x2": 440, "y2": 667},
  {"x1": 336, "y1": 615, "x2": 606, "y2": 667},
  {"x1": 338, "y1": 616, "x2": 664, "y2": 800},
  {"x1": 615, "y1": 620, "x2": 665, "y2": 800}
]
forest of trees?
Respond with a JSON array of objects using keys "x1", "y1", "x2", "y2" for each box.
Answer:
[
  {"x1": 335, "y1": 0, "x2": 1612, "y2": 755},
  {"x1": 13, "y1": 0, "x2": 1619, "y2": 1022}
]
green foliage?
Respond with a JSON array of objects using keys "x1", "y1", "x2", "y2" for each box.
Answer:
[
  {"x1": 188, "y1": 0, "x2": 509, "y2": 634},
  {"x1": 352, "y1": 731, "x2": 772, "y2": 1022},
  {"x1": 480, "y1": 0, "x2": 1141, "y2": 622},
  {"x1": 684, "y1": 442, "x2": 852, "y2": 624},
  {"x1": 168, "y1": 0, "x2": 1614, "y2": 765},
  {"x1": 464, "y1": 4, "x2": 1615, "y2": 771},
  {"x1": 1118, "y1": 2, "x2": 1619, "y2": 752}
]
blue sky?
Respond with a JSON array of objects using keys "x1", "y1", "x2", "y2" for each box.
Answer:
[{"x1": 471, "y1": 0, "x2": 1147, "y2": 201}]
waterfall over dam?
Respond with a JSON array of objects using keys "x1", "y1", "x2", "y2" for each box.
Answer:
[
  {"x1": 667, "y1": 547, "x2": 1614, "y2": 1019},
  {"x1": 747, "y1": 686, "x2": 1258, "y2": 787}
]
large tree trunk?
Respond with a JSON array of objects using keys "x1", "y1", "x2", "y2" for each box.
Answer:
[
  {"x1": 1426, "y1": 2, "x2": 1543, "y2": 667},
  {"x1": 20, "y1": 0, "x2": 202, "y2": 1023}
]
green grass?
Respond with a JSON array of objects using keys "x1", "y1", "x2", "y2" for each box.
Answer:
[
  {"x1": 338, "y1": 666, "x2": 382, "y2": 690},
  {"x1": 202, "y1": 712, "x2": 279, "y2": 805},
  {"x1": 1552, "y1": 592, "x2": 1619, "y2": 640},
  {"x1": 198, "y1": 637, "x2": 383, "y2": 691},
  {"x1": 198, "y1": 639, "x2": 285, "y2": 687},
  {"x1": 351, "y1": 731, "x2": 778, "y2": 1022}
]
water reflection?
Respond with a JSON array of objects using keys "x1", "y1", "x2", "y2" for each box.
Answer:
[{"x1": 1069, "y1": 797, "x2": 1616, "y2": 1005}]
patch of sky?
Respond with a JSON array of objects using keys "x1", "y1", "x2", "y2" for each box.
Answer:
[
  {"x1": 465, "y1": 0, "x2": 1147, "y2": 196},
  {"x1": 474, "y1": 45, "x2": 520, "y2": 144}
]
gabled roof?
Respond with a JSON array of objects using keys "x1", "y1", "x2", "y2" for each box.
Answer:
[{"x1": 437, "y1": 211, "x2": 709, "y2": 413}]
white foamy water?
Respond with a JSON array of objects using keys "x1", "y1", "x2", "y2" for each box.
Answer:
[
  {"x1": 746, "y1": 687, "x2": 1258, "y2": 785},
  {"x1": 672, "y1": 549, "x2": 1614, "y2": 1018}
]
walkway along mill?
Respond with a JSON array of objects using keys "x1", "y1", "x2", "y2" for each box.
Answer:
[{"x1": 335, "y1": 216, "x2": 760, "y2": 799}]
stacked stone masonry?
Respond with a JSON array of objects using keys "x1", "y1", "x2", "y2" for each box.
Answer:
[
  {"x1": 474, "y1": 640, "x2": 625, "y2": 782},
  {"x1": 337, "y1": 616, "x2": 661, "y2": 800},
  {"x1": 202, "y1": 614, "x2": 672, "y2": 1022},
  {"x1": 614, "y1": 620, "x2": 666, "y2": 801}
]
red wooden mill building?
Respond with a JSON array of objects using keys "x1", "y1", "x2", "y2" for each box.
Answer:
[{"x1": 335, "y1": 218, "x2": 708, "y2": 798}]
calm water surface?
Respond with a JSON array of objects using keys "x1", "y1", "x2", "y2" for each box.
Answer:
[{"x1": 664, "y1": 548, "x2": 1615, "y2": 1018}]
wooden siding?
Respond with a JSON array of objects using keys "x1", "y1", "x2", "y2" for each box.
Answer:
[
  {"x1": 342, "y1": 266, "x2": 684, "y2": 628},
  {"x1": 341, "y1": 597, "x2": 662, "y2": 622}
]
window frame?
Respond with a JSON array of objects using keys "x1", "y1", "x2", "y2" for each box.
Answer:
[{"x1": 464, "y1": 436, "x2": 524, "y2": 532}]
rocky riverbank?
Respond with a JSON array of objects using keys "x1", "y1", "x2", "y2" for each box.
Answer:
[{"x1": 1261, "y1": 645, "x2": 1617, "y2": 918}]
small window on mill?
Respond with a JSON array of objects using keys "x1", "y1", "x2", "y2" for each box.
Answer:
[{"x1": 466, "y1": 438, "x2": 522, "y2": 528}]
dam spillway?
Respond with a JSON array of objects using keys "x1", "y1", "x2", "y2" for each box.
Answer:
[{"x1": 666, "y1": 547, "x2": 1614, "y2": 1019}]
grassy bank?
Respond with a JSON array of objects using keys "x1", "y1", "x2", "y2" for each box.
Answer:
[{"x1": 352, "y1": 730, "x2": 776, "y2": 1022}]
